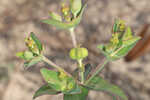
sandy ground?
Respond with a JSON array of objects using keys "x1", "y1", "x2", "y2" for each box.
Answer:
[{"x1": 0, "y1": 0, "x2": 150, "y2": 100}]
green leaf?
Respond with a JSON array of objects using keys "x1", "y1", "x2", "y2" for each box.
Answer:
[
  {"x1": 40, "y1": 68, "x2": 81, "y2": 93},
  {"x1": 110, "y1": 37, "x2": 140, "y2": 60},
  {"x1": 24, "y1": 56, "x2": 42, "y2": 68},
  {"x1": 64, "y1": 86, "x2": 89, "y2": 100},
  {"x1": 70, "y1": 0, "x2": 82, "y2": 17},
  {"x1": 49, "y1": 12, "x2": 62, "y2": 21},
  {"x1": 86, "y1": 76, "x2": 128, "y2": 100},
  {"x1": 122, "y1": 27, "x2": 132, "y2": 40},
  {"x1": 40, "y1": 68, "x2": 62, "y2": 91},
  {"x1": 112, "y1": 19, "x2": 125, "y2": 33},
  {"x1": 42, "y1": 4, "x2": 87, "y2": 29},
  {"x1": 16, "y1": 52, "x2": 25, "y2": 59},
  {"x1": 60, "y1": 75, "x2": 81, "y2": 94},
  {"x1": 97, "y1": 36, "x2": 140, "y2": 61},
  {"x1": 24, "y1": 51, "x2": 34, "y2": 60},
  {"x1": 97, "y1": 45, "x2": 110, "y2": 56},
  {"x1": 69, "y1": 47, "x2": 88, "y2": 60},
  {"x1": 112, "y1": 19, "x2": 119, "y2": 33},
  {"x1": 30, "y1": 32, "x2": 43, "y2": 53},
  {"x1": 122, "y1": 36, "x2": 141, "y2": 46},
  {"x1": 72, "y1": 68, "x2": 79, "y2": 80},
  {"x1": 72, "y1": 63, "x2": 92, "y2": 81},
  {"x1": 113, "y1": 96, "x2": 117, "y2": 100},
  {"x1": 115, "y1": 43, "x2": 136, "y2": 57},
  {"x1": 97, "y1": 44, "x2": 116, "y2": 60},
  {"x1": 84, "y1": 63, "x2": 92, "y2": 80},
  {"x1": 63, "y1": 84, "x2": 81, "y2": 94},
  {"x1": 33, "y1": 84, "x2": 60, "y2": 99},
  {"x1": 16, "y1": 51, "x2": 34, "y2": 61}
]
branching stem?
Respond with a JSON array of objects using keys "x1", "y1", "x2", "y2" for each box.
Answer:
[
  {"x1": 85, "y1": 59, "x2": 109, "y2": 84},
  {"x1": 42, "y1": 56, "x2": 72, "y2": 77}
]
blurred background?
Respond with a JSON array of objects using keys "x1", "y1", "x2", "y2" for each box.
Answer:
[{"x1": 0, "y1": 0, "x2": 150, "y2": 100}]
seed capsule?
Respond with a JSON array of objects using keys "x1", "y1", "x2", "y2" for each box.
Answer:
[{"x1": 69, "y1": 47, "x2": 88, "y2": 60}]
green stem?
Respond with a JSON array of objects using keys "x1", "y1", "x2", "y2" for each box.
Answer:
[
  {"x1": 69, "y1": 28, "x2": 85, "y2": 84},
  {"x1": 42, "y1": 56, "x2": 72, "y2": 77},
  {"x1": 42, "y1": 56, "x2": 61, "y2": 70},
  {"x1": 81, "y1": 71, "x2": 84, "y2": 84},
  {"x1": 78, "y1": 59, "x2": 84, "y2": 84},
  {"x1": 85, "y1": 59, "x2": 109, "y2": 84},
  {"x1": 69, "y1": 28, "x2": 77, "y2": 48}
]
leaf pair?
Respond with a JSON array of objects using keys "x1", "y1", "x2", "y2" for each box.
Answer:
[
  {"x1": 98, "y1": 19, "x2": 141, "y2": 61},
  {"x1": 42, "y1": 3, "x2": 87, "y2": 29},
  {"x1": 39, "y1": 68, "x2": 81, "y2": 94},
  {"x1": 34, "y1": 68, "x2": 90, "y2": 99},
  {"x1": 34, "y1": 84, "x2": 89, "y2": 100}
]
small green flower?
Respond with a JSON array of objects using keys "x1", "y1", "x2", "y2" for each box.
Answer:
[
  {"x1": 61, "y1": 3, "x2": 72, "y2": 22},
  {"x1": 25, "y1": 32, "x2": 43, "y2": 55},
  {"x1": 110, "y1": 33, "x2": 119, "y2": 45},
  {"x1": 25, "y1": 37, "x2": 40, "y2": 55}
]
